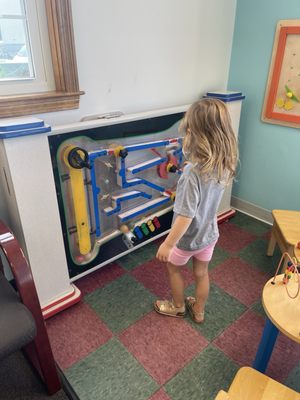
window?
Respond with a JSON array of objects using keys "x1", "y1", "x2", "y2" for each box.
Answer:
[
  {"x1": 0, "y1": 0, "x2": 83, "y2": 117},
  {"x1": 0, "y1": 0, "x2": 35, "y2": 82},
  {"x1": 0, "y1": 0, "x2": 55, "y2": 94}
]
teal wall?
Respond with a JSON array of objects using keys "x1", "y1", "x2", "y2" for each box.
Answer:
[{"x1": 228, "y1": 0, "x2": 300, "y2": 211}]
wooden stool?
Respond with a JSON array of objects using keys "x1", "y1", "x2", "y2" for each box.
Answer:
[
  {"x1": 215, "y1": 366, "x2": 300, "y2": 399},
  {"x1": 267, "y1": 209, "x2": 300, "y2": 271}
]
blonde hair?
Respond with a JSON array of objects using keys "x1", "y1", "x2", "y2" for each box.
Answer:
[{"x1": 180, "y1": 98, "x2": 238, "y2": 184}]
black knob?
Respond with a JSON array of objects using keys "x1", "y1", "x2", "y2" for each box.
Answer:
[
  {"x1": 119, "y1": 148, "x2": 128, "y2": 159},
  {"x1": 169, "y1": 165, "x2": 178, "y2": 173},
  {"x1": 68, "y1": 147, "x2": 91, "y2": 169}
]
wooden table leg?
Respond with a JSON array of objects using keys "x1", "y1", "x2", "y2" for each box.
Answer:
[
  {"x1": 267, "y1": 227, "x2": 276, "y2": 256},
  {"x1": 252, "y1": 318, "x2": 279, "y2": 372}
]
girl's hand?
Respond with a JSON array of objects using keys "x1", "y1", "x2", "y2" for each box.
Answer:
[
  {"x1": 156, "y1": 242, "x2": 173, "y2": 263},
  {"x1": 156, "y1": 215, "x2": 192, "y2": 263}
]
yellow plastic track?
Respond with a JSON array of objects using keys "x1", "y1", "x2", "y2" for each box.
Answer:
[{"x1": 63, "y1": 146, "x2": 91, "y2": 255}]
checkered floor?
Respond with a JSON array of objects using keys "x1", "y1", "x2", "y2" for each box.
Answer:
[{"x1": 46, "y1": 212, "x2": 300, "y2": 400}]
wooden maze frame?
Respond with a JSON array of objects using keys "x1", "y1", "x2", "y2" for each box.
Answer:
[{"x1": 262, "y1": 20, "x2": 300, "y2": 128}]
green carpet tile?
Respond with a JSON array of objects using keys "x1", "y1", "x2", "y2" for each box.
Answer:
[
  {"x1": 237, "y1": 238, "x2": 281, "y2": 275},
  {"x1": 85, "y1": 274, "x2": 156, "y2": 333},
  {"x1": 230, "y1": 212, "x2": 271, "y2": 236},
  {"x1": 285, "y1": 363, "x2": 300, "y2": 392},
  {"x1": 250, "y1": 300, "x2": 267, "y2": 318},
  {"x1": 185, "y1": 283, "x2": 247, "y2": 341},
  {"x1": 164, "y1": 345, "x2": 239, "y2": 400},
  {"x1": 208, "y1": 246, "x2": 230, "y2": 271},
  {"x1": 116, "y1": 242, "x2": 158, "y2": 270},
  {"x1": 65, "y1": 338, "x2": 158, "y2": 400}
]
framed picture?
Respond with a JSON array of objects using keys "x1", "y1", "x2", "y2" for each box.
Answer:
[{"x1": 262, "y1": 20, "x2": 300, "y2": 128}]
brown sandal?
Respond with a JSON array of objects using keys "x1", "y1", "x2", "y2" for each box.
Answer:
[
  {"x1": 154, "y1": 300, "x2": 186, "y2": 318},
  {"x1": 185, "y1": 297, "x2": 205, "y2": 323}
]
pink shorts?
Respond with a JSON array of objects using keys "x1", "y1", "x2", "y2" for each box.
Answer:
[{"x1": 169, "y1": 242, "x2": 216, "y2": 266}]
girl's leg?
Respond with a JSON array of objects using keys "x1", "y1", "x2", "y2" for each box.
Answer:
[
  {"x1": 154, "y1": 260, "x2": 186, "y2": 317},
  {"x1": 166, "y1": 261, "x2": 185, "y2": 308},
  {"x1": 188, "y1": 258, "x2": 209, "y2": 322},
  {"x1": 154, "y1": 246, "x2": 192, "y2": 317}
]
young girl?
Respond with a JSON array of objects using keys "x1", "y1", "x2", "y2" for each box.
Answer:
[{"x1": 154, "y1": 98, "x2": 238, "y2": 323}]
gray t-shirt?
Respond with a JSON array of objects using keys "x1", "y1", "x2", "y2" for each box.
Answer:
[{"x1": 173, "y1": 163, "x2": 225, "y2": 251}]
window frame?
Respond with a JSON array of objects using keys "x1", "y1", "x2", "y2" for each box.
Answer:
[{"x1": 0, "y1": 0, "x2": 84, "y2": 117}]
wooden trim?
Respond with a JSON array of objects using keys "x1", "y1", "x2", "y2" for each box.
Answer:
[
  {"x1": 0, "y1": 0, "x2": 84, "y2": 118},
  {"x1": 265, "y1": 26, "x2": 300, "y2": 124},
  {"x1": 45, "y1": 0, "x2": 80, "y2": 93},
  {"x1": 262, "y1": 20, "x2": 300, "y2": 128},
  {"x1": 0, "y1": 90, "x2": 84, "y2": 117},
  {"x1": 265, "y1": 27, "x2": 288, "y2": 119}
]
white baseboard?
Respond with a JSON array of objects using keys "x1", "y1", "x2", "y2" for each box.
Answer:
[{"x1": 231, "y1": 196, "x2": 273, "y2": 225}]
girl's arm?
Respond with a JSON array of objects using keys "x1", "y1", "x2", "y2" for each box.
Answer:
[{"x1": 156, "y1": 215, "x2": 192, "y2": 262}]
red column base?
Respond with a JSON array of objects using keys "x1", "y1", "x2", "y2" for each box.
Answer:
[
  {"x1": 217, "y1": 208, "x2": 236, "y2": 224},
  {"x1": 42, "y1": 284, "x2": 81, "y2": 319}
]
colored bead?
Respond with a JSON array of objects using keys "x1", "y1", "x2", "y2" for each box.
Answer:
[
  {"x1": 153, "y1": 217, "x2": 161, "y2": 229},
  {"x1": 147, "y1": 220, "x2": 155, "y2": 232},
  {"x1": 141, "y1": 223, "x2": 149, "y2": 235}
]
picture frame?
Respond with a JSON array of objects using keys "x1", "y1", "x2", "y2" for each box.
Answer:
[{"x1": 262, "y1": 20, "x2": 300, "y2": 128}]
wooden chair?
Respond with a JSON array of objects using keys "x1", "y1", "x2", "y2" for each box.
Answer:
[
  {"x1": 267, "y1": 209, "x2": 300, "y2": 270},
  {"x1": 0, "y1": 219, "x2": 61, "y2": 395},
  {"x1": 215, "y1": 366, "x2": 300, "y2": 399},
  {"x1": 215, "y1": 390, "x2": 230, "y2": 399}
]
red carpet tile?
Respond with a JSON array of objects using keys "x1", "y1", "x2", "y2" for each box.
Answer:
[
  {"x1": 119, "y1": 310, "x2": 208, "y2": 385},
  {"x1": 46, "y1": 302, "x2": 113, "y2": 369},
  {"x1": 213, "y1": 309, "x2": 300, "y2": 382},
  {"x1": 75, "y1": 262, "x2": 125, "y2": 295},
  {"x1": 218, "y1": 223, "x2": 256, "y2": 253},
  {"x1": 210, "y1": 257, "x2": 269, "y2": 306},
  {"x1": 131, "y1": 258, "x2": 194, "y2": 299},
  {"x1": 213, "y1": 310, "x2": 265, "y2": 367},
  {"x1": 148, "y1": 388, "x2": 171, "y2": 400}
]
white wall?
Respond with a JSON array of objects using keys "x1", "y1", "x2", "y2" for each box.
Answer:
[
  {"x1": 0, "y1": 0, "x2": 237, "y2": 221},
  {"x1": 37, "y1": 0, "x2": 237, "y2": 126}
]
